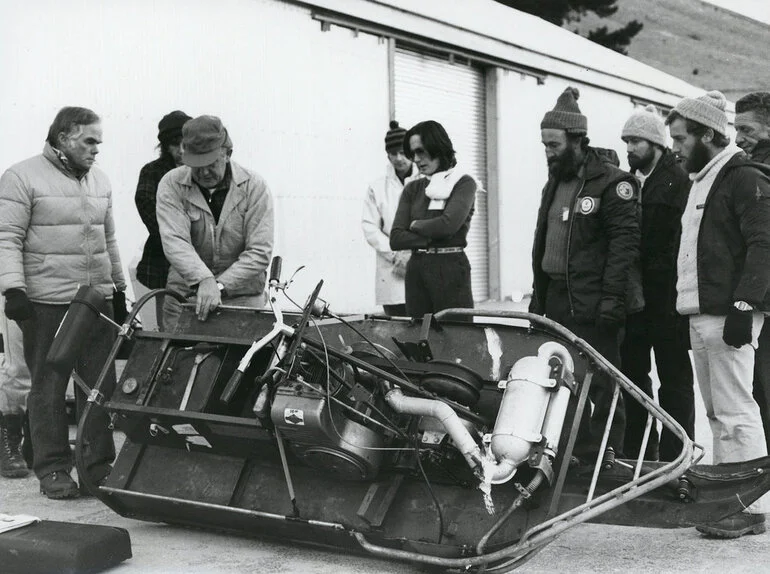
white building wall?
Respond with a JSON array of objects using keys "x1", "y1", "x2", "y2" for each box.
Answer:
[{"x1": 0, "y1": 0, "x2": 389, "y2": 313}]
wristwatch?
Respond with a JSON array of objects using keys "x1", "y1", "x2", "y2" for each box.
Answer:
[
  {"x1": 216, "y1": 282, "x2": 227, "y2": 297},
  {"x1": 734, "y1": 301, "x2": 753, "y2": 312}
]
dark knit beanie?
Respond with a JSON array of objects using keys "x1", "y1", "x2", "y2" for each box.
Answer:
[
  {"x1": 158, "y1": 110, "x2": 192, "y2": 143},
  {"x1": 541, "y1": 87, "x2": 587, "y2": 134},
  {"x1": 384, "y1": 120, "x2": 407, "y2": 152}
]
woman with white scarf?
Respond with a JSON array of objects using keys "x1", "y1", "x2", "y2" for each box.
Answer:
[{"x1": 390, "y1": 120, "x2": 476, "y2": 317}]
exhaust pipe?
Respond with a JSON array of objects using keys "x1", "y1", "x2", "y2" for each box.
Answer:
[
  {"x1": 385, "y1": 342, "x2": 574, "y2": 486},
  {"x1": 384, "y1": 388, "x2": 483, "y2": 474}
]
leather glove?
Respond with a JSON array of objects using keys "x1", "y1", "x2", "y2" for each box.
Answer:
[
  {"x1": 3, "y1": 289, "x2": 34, "y2": 322},
  {"x1": 112, "y1": 290, "x2": 129, "y2": 325},
  {"x1": 722, "y1": 307, "x2": 753, "y2": 348},
  {"x1": 596, "y1": 297, "x2": 624, "y2": 331}
]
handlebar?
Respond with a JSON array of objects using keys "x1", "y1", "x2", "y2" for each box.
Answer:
[{"x1": 269, "y1": 256, "x2": 282, "y2": 285}]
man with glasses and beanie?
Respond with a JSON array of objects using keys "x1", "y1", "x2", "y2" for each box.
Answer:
[
  {"x1": 362, "y1": 120, "x2": 418, "y2": 316},
  {"x1": 529, "y1": 87, "x2": 642, "y2": 465},
  {"x1": 135, "y1": 110, "x2": 192, "y2": 330},
  {"x1": 157, "y1": 115, "x2": 274, "y2": 330}
]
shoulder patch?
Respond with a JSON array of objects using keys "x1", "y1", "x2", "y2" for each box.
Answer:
[{"x1": 615, "y1": 181, "x2": 635, "y2": 201}]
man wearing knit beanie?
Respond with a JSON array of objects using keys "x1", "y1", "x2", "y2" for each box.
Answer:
[
  {"x1": 362, "y1": 120, "x2": 418, "y2": 316},
  {"x1": 667, "y1": 91, "x2": 770, "y2": 537},
  {"x1": 618, "y1": 105, "x2": 694, "y2": 463},
  {"x1": 530, "y1": 87, "x2": 642, "y2": 463}
]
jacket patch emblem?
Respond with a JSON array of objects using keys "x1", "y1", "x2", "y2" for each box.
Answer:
[
  {"x1": 616, "y1": 181, "x2": 634, "y2": 200},
  {"x1": 578, "y1": 197, "x2": 597, "y2": 215}
]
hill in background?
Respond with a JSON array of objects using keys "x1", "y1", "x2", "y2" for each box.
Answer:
[{"x1": 571, "y1": 0, "x2": 770, "y2": 102}]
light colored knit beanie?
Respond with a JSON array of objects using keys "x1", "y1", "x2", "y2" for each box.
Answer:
[
  {"x1": 541, "y1": 87, "x2": 587, "y2": 134},
  {"x1": 622, "y1": 104, "x2": 667, "y2": 147},
  {"x1": 671, "y1": 90, "x2": 729, "y2": 136}
]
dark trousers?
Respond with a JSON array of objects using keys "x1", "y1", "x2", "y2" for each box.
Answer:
[
  {"x1": 405, "y1": 252, "x2": 474, "y2": 318},
  {"x1": 753, "y1": 322, "x2": 770, "y2": 452},
  {"x1": 620, "y1": 312, "x2": 694, "y2": 461},
  {"x1": 382, "y1": 304, "x2": 407, "y2": 317},
  {"x1": 19, "y1": 302, "x2": 116, "y2": 481},
  {"x1": 544, "y1": 280, "x2": 626, "y2": 456}
]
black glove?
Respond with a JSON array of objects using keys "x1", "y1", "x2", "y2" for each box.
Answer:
[
  {"x1": 596, "y1": 296, "x2": 624, "y2": 331},
  {"x1": 722, "y1": 307, "x2": 753, "y2": 348},
  {"x1": 112, "y1": 290, "x2": 129, "y2": 325},
  {"x1": 3, "y1": 289, "x2": 34, "y2": 322}
]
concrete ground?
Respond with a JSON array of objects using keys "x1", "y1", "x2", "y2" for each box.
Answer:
[{"x1": 2, "y1": 302, "x2": 769, "y2": 573}]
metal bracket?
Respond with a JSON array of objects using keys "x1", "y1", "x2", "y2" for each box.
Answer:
[{"x1": 390, "y1": 313, "x2": 439, "y2": 362}]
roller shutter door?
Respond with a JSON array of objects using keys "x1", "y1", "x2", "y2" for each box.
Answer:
[{"x1": 394, "y1": 48, "x2": 489, "y2": 301}]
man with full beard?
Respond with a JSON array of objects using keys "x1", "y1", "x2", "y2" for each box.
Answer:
[
  {"x1": 618, "y1": 105, "x2": 694, "y2": 462},
  {"x1": 530, "y1": 87, "x2": 642, "y2": 464},
  {"x1": 667, "y1": 91, "x2": 770, "y2": 538}
]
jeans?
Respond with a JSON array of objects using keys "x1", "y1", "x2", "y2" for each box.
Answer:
[
  {"x1": 689, "y1": 312, "x2": 768, "y2": 513},
  {"x1": 544, "y1": 280, "x2": 626, "y2": 456},
  {"x1": 621, "y1": 312, "x2": 695, "y2": 461},
  {"x1": 0, "y1": 296, "x2": 31, "y2": 414},
  {"x1": 19, "y1": 301, "x2": 116, "y2": 481}
]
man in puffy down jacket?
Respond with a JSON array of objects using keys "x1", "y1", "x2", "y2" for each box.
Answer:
[
  {"x1": 0, "y1": 107, "x2": 126, "y2": 499},
  {"x1": 157, "y1": 115, "x2": 274, "y2": 330}
]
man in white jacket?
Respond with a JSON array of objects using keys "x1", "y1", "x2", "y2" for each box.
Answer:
[{"x1": 362, "y1": 121, "x2": 418, "y2": 316}]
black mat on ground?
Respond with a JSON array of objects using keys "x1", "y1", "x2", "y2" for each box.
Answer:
[{"x1": 0, "y1": 520, "x2": 131, "y2": 573}]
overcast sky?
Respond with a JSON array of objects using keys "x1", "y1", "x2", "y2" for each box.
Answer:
[{"x1": 700, "y1": 0, "x2": 770, "y2": 25}]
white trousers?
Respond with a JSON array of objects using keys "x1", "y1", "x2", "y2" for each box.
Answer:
[
  {"x1": 690, "y1": 312, "x2": 768, "y2": 513},
  {"x1": 0, "y1": 295, "x2": 31, "y2": 414}
]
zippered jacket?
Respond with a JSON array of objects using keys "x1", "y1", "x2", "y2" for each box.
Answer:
[
  {"x1": 694, "y1": 153, "x2": 770, "y2": 313},
  {"x1": 0, "y1": 143, "x2": 126, "y2": 303},
  {"x1": 156, "y1": 160, "x2": 274, "y2": 303},
  {"x1": 637, "y1": 150, "x2": 690, "y2": 324},
  {"x1": 530, "y1": 147, "x2": 642, "y2": 324}
]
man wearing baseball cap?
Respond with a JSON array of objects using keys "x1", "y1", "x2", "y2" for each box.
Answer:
[
  {"x1": 667, "y1": 91, "x2": 770, "y2": 537},
  {"x1": 530, "y1": 87, "x2": 642, "y2": 464},
  {"x1": 618, "y1": 105, "x2": 694, "y2": 463},
  {"x1": 156, "y1": 115, "x2": 274, "y2": 329}
]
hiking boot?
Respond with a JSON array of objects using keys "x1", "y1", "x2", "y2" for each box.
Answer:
[
  {"x1": 696, "y1": 512, "x2": 766, "y2": 538},
  {"x1": 1, "y1": 413, "x2": 30, "y2": 478},
  {"x1": 39, "y1": 470, "x2": 80, "y2": 499}
]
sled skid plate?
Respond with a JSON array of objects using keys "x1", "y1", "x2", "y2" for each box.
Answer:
[{"x1": 568, "y1": 455, "x2": 770, "y2": 528}]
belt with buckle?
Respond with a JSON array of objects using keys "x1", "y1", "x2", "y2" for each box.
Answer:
[{"x1": 413, "y1": 247, "x2": 464, "y2": 255}]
